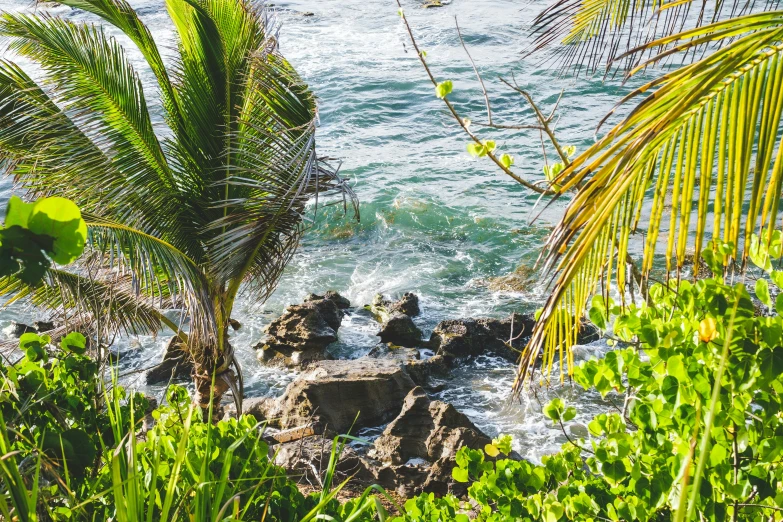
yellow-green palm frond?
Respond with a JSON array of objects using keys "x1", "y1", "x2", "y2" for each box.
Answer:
[
  {"x1": 528, "y1": 0, "x2": 782, "y2": 75},
  {"x1": 515, "y1": 11, "x2": 783, "y2": 392}
]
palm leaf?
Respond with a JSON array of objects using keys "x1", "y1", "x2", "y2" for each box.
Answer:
[
  {"x1": 0, "y1": 270, "x2": 176, "y2": 338},
  {"x1": 209, "y1": 49, "x2": 356, "y2": 301},
  {"x1": 527, "y1": 0, "x2": 782, "y2": 75},
  {"x1": 515, "y1": 11, "x2": 783, "y2": 391}
]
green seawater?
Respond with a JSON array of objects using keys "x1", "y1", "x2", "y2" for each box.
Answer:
[{"x1": 0, "y1": 0, "x2": 641, "y2": 460}]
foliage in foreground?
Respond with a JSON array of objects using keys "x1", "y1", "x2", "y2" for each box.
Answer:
[
  {"x1": 396, "y1": 273, "x2": 783, "y2": 521},
  {"x1": 0, "y1": 338, "x2": 381, "y2": 522}
]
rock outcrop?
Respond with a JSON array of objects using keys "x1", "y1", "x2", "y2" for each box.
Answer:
[
  {"x1": 255, "y1": 293, "x2": 349, "y2": 367},
  {"x1": 376, "y1": 313, "x2": 423, "y2": 347},
  {"x1": 367, "y1": 387, "x2": 492, "y2": 497},
  {"x1": 366, "y1": 292, "x2": 421, "y2": 321},
  {"x1": 245, "y1": 358, "x2": 416, "y2": 434},
  {"x1": 146, "y1": 336, "x2": 192, "y2": 384},
  {"x1": 428, "y1": 313, "x2": 600, "y2": 363}
]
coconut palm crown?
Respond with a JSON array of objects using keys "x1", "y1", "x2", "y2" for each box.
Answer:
[{"x1": 0, "y1": 0, "x2": 355, "y2": 414}]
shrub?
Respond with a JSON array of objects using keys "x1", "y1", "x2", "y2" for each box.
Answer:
[{"x1": 395, "y1": 274, "x2": 783, "y2": 521}]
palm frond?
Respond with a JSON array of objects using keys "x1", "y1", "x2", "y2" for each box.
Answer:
[
  {"x1": 84, "y1": 214, "x2": 215, "y2": 342},
  {"x1": 0, "y1": 60, "x2": 112, "y2": 197},
  {"x1": 516, "y1": 12, "x2": 783, "y2": 391},
  {"x1": 207, "y1": 49, "x2": 356, "y2": 299},
  {"x1": 0, "y1": 14, "x2": 186, "y2": 238},
  {"x1": 55, "y1": 0, "x2": 183, "y2": 130},
  {"x1": 527, "y1": 0, "x2": 782, "y2": 75},
  {"x1": 0, "y1": 270, "x2": 173, "y2": 338}
]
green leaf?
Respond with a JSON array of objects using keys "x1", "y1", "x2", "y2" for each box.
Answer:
[
  {"x1": 602, "y1": 460, "x2": 627, "y2": 485},
  {"x1": 543, "y1": 398, "x2": 565, "y2": 423},
  {"x1": 467, "y1": 143, "x2": 484, "y2": 158},
  {"x1": 500, "y1": 153, "x2": 514, "y2": 168},
  {"x1": 4, "y1": 195, "x2": 33, "y2": 228},
  {"x1": 60, "y1": 332, "x2": 86, "y2": 355},
  {"x1": 562, "y1": 406, "x2": 577, "y2": 422},
  {"x1": 484, "y1": 140, "x2": 496, "y2": 153},
  {"x1": 435, "y1": 80, "x2": 453, "y2": 99},
  {"x1": 484, "y1": 443, "x2": 499, "y2": 457},
  {"x1": 452, "y1": 466, "x2": 469, "y2": 483},
  {"x1": 20, "y1": 332, "x2": 47, "y2": 362},
  {"x1": 756, "y1": 278, "x2": 771, "y2": 306},
  {"x1": 27, "y1": 197, "x2": 87, "y2": 265}
]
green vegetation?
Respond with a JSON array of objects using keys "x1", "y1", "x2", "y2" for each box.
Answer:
[
  {"x1": 0, "y1": 332, "x2": 384, "y2": 521},
  {"x1": 0, "y1": 0, "x2": 354, "y2": 416},
  {"x1": 396, "y1": 262, "x2": 783, "y2": 520}
]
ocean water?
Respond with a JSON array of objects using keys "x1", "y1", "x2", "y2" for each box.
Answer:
[{"x1": 0, "y1": 0, "x2": 638, "y2": 461}]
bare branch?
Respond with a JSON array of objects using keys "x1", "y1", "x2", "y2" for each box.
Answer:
[
  {"x1": 455, "y1": 16, "x2": 492, "y2": 125},
  {"x1": 394, "y1": 1, "x2": 556, "y2": 196}
]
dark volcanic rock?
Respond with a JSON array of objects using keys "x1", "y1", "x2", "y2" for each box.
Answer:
[
  {"x1": 367, "y1": 387, "x2": 492, "y2": 496},
  {"x1": 33, "y1": 321, "x2": 56, "y2": 333},
  {"x1": 376, "y1": 313, "x2": 423, "y2": 347},
  {"x1": 245, "y1": 358, "x2": 416, "y2": 434},
  {"x1": 306, "y1": 290, "x2": 351, "y2": 310},
  {"x1": 9, "y1": 321, "x2": 36, "y2": 337},
  {"x1": 428, "y1": 313, "x2": 600, "y2": 363},
  {"x1": 146, "y1": 336, "x2": 192, "y2": 384},
  {"x1": 256, "y1": 296, "x2": 344, "y2": 367}
]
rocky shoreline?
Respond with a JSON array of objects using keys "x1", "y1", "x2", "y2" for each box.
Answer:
[
  {"x1": 225, "y1": 291, "x2": 596, "y2": 495},
  {"x1": 74, "y1": 290, "x2": 600, "y2": 496}
]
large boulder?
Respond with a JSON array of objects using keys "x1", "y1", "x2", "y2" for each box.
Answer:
[
  {"x1": 428, "y1": 313, "x2": 599, "y2": 363},
  {"x1": 146, "y1": 336, "x2": 192, "y2": 385},
  {"x1": 255, "y1": 295, "x2": 346, "y2": 367},
  {"x1": 245, "y1": 359, "x2": 416, "y2": 434},
  {"x1": 376, "y1": 313, "x2": 423, "y2": 347},
  {"x1": 367, "y1": 387, "x2": 492, "y2": 496}
]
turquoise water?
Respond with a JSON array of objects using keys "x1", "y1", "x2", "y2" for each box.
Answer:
[{"x1": 0, "y1": 0, "x2": 634, "y2": 460}]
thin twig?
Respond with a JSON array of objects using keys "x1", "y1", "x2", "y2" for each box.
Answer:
[
  {"x1": 455, "y1": 16, "x2": 492, "y2": 125},
  {"x1": 500, "y1": 75, "x2": 571, "y2": 167},
  {"x1": 395, "y1": 1, "x2": 555, "y2": 196}
]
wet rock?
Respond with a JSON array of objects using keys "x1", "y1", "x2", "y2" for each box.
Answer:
[
  {"x1": 228, "y1": 318, "x2": 242, "y2": 330},
  {"x1": 428, "y1": 313, "x2": 599, "y2": 363},
  {"x1": 9, "y1": 321, "x2": 36, "y2": 337},
  {"x1": 366, "y1": 292, "x2": 421, "y2": 321},
  {"x1": 33, "y1": 320, "x2": 56, "y2": 333},
  {"x1": 402, "y1": 354, "x2": 453, "y2": 388},
  {"x1": 246, "y1": 358, "x2": 416, "y2": 434},
  {"x1": 256, "y1": 296, "x2": 343, "y2": 367},
  {"x1": 305, "y1": 290, "x2": 351, "y2": 310},
  {"x1": 376, "y1": 313, "x2": 423, "y2": 347},
  {"x1": 368, "y1": 387, "x2": 491, "y2": 496},
  {"x1": 484, "y1": 265, "x2": 536, "y2": 293},
  {"x1": 146, "y1": 336, "x2": 192, "y2": 384},
  {"x1": 366, "y1": 343, "x2": 420, "y2": 362}
]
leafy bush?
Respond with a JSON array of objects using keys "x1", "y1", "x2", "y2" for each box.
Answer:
[
  {"x1": 395, "y1": 273, "x2": 783, "y2": 521},
  {"x1": 0, "y1": 337, "x2": 382, "y2": 521}
]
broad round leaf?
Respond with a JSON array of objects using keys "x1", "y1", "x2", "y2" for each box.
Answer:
[{"x1": 27, "y1": 197, "x2": 87, "y2": 265}]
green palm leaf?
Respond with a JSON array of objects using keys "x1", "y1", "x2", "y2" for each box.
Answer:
[
  {"x1": 0, "y1": 270, "x2": 178, "y2": 338},
  {"x1": 0, "y1": 0, "x2": 354, "y2": 413},
  {"x1": 516, "y1": 11, "x2": 783, "y2": 391}
]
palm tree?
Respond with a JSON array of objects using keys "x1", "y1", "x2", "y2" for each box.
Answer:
[
  {"x1": 513, "y1": 1, "x2": 783, "y2": 390},
  {"x1": 0, "y1": 0, "x2": 354, "y2": 416}
]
